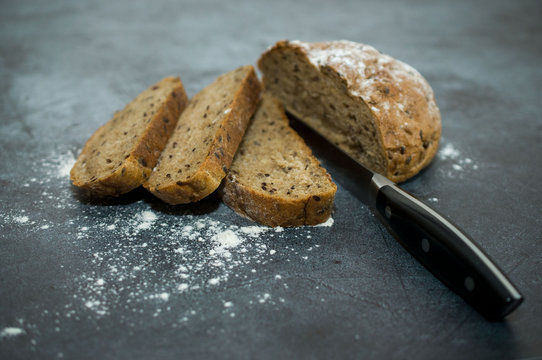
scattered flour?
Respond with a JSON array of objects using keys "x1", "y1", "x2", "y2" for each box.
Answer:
[
  {"x1": 0, "y1": 327, "x2": 26, "y2": 338},
  {"x1": 60, "y1": 153, "x2": 76, "y2": 177},
  {"x1": 208, "y1": 278, "x2": 221, "y2": 286},
  {"x1": 211, "y1": 230, "x2": 244, "y2": 258},
  {"x1": 62, "y1": 213, "x2": 321, "y2": 319},
  {"x1": 437, "y1": 142, "x2": 479, "y2": 178},
  {"x1": 136, "y1": 211, "x2": 157, "y2": 230},
  {"x1": 239, "y1": 226, "x2": 268, "y2": 237},
  {"x1": 213, "y1": 230, "x2": 243, "y2": 250},
  {"x1": 0, "y1": 148, "x2": 332, "y2": 335},
  {"x1": 13, "y1": 215, "x2": 29, "y2": 224},
  {"x1": 438, "y1": 143, "x2": 460, "y2": 161},
  {"x1": 314, "y1": 217, "x2": 334, "y2": 227},
  {"x1": 257, "y1": 293, "x2": 271, "y2": 304}
]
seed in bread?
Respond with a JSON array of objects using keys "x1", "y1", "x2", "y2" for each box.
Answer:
[
  {"x1": 70, "y1": 77, "x2": 188, "y2": 196},
  {"x1": 144, "y1": 65, "x2": 261, "y2": 204},
  {"x1": 258, "y1": 40, "x2": 442, "y2": 183},
  {"x1": 221, "y1": 94, "x2": 337, "y2": 227}
]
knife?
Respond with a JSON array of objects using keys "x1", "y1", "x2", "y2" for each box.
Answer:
[{"x1": 289, "y1": 115, "x2": 523, "y2": 321}]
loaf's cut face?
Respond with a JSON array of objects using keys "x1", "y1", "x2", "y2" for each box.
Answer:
[
  {"x1": 70, "y1": 77, "x2": 188, "y2": 196},
  {"x1": 258, "y1": 40, "x2": 441, "y2": 183},
  {"x1": 144, "y1": 65, "x2": 261, "y2": 204},
  {"x1": 221, "y1": 94, "x2": 337, "y2": 227}
]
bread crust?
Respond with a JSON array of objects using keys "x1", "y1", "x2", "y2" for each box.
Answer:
[
  {"x1": 221, "y1": 95, "x2": 336, "y2": 227},
  {"x1": 144, "y1": 67, "x2": 262, "y2": 204},
  {"x1": 222, "y1": 177, "x2": 335, "y2": 227},
  {"x1": 258, "y1": 40, "x2": 442, "y2": 183},
  {"x1": 70, "y1": 77, "x2": 188, "y2": 196}
]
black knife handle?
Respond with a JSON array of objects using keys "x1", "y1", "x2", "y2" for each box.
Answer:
[{"x1": 372, "y1": 179, "x2": 523, "y2": 320}]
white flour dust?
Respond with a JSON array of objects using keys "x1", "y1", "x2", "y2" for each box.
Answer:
[
  {"x1": 135, "y1": 211, "x2": 157, "y2": 230},
  {"x1": 0, "y1": 327, "x2": 26, "y2": 338},
  {"x1": 437, "y1": 141, "x2": 479, "y2": 179},
  {"x1": 0, "y1": 148, "x2": 336, "y2": 338},
  {"x1": 438, "y1": 143, "x2": 460, "y2": 161},
  {"x1": 13, "y1": 215, "x2": 29, "y2": 224},
  {"x1": 314, "y1": 217, "x2": 334, "y2": 227},
  {"x1": 56, "y1": 151, "x2": 76, "y2": 178}
]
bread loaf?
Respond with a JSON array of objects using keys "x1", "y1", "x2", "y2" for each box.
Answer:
[
  {"x1": 258, "y1": 40, "x2": 441, "y2": 182},
  {"x1": 144, "y1": 65, "x2": 261, "y2": 204},
  {"x1": 70, "y1": 77, "x2": 188, "y2": 196},
  {"x1": 221, "y1": 94, "x2": 337, "y2": 227}
]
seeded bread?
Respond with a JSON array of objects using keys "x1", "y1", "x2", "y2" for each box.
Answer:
[
  {"x1": 144, "y1": 65, "x2": 261, "y2": 204},
  {"x1": 221, "y1": 94, "x2": 337, "y2": 227},
  {"x1": 70, "y1": 77, "x2": 188, "y2": 196},
  {"x1": 258, "y1": 40, "x2": 442, "y2": 183}
]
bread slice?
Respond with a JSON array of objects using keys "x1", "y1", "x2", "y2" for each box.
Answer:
[
  {"x1": 70, "y1": 77, "x2": 188, "y2": 196},
  {"x1": 144, "y1": 65, "x2": 261, "y2": 204},
  {"x1": 258, "y1": 40, "x2": 442, "y2": 183},
  {"x1": 221, "y1": 94, "x2": 337, "y2": 227}
]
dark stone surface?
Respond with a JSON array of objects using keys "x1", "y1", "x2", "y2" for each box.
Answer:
[{"x1": 1, "y1": 0, "x2": 541, "y2": 359}]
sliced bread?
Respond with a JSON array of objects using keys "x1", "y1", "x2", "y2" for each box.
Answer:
[
  {"x1": 70, "y1": 77, "x2": 188, "y2": 196},
  {"x1": 258, "y1": 40, "x2": 441, "y2": 183},
  {"x1": 221, "y1": 94, "x2": 337, "y2": 227},
  {"x1": 144, "y1": 65, "x2": 261, "y2": 204}
]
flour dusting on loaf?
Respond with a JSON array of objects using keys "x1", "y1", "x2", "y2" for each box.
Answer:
[
  {"x1": 290, "y1": 40, "x2": 438, "y2": 117},
  {"x1": 259, "y1": 40, "x2": 441, "y2": 182}
]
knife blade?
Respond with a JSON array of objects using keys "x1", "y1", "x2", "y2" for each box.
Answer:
[{"x1": 288, "y1": 115, "x2": 523, "y2": 321}]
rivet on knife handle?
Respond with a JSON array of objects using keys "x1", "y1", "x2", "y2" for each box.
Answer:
[{"x1": 370, "y1": 173, "x2": 523, "y2": 321}]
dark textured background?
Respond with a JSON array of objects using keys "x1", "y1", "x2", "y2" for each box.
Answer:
[{"x1": 1, "y1": 0, "x2": 541, "y2": 359}]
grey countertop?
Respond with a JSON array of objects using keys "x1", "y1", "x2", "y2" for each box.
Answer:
[{"x1": 1, "y1": 0, "x2": 541, "y2": 359}]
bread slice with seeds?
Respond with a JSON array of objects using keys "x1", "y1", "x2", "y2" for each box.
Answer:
[
  {"x1": 221, "y1": 94, "x2": 337, "y2": 227},
  {"x1": 70, "y1": 77, "x2": 188, "y2": 196},
  {"x1": 258, "y1": 40, "x2": 441, "y2": 183},
  {"x1": 144, "y1": 65, "x2": 261, "y2": 204}
]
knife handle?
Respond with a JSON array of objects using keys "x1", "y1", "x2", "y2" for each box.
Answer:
[{"x1": 371, "y1": 176, "x2": 523, "y2": 320}]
